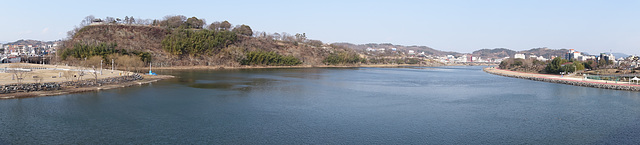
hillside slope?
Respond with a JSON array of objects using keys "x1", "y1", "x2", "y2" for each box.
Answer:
[{"x1": 59, "y1": 24, "x2": 350, "y2": 67}]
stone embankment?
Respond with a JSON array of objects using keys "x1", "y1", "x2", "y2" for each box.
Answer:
[
  {"x1": 484, "y1": 67, "x2": 640, "y2": 92},
  {"x1": 0, "y1": 74, "x2": 143, "y2": 94}
]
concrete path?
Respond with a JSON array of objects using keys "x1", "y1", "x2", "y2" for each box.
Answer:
[{"x1": 485, "y1": 67, "x2": 640, "y2": 87}]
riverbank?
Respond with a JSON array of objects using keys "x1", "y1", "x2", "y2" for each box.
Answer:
[
  {"x1": 484, "y1": 67, "x2": 640, "y2": 91},
  {"x1": 151, "y1": 63, "x2": 497, "y2": 70},
  {"x1": 0, "y1": 74, "x2": 174, "y2": 99}
]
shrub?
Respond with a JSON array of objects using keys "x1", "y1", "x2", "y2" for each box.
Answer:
[{"x1": 241, "y1": 51, "x2": 301, "y2": 66}]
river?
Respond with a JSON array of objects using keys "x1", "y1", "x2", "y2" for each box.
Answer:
[{"x1": 1, "y1": 66, "x2": 640, "y2": 144}]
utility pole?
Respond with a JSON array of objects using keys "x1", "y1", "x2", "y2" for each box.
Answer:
[
  {"x1": 100, "y1": 60, "x2": 103, "y2": 75},
  {"x1": 111, "y1": 59, "x2": 114, "y2": 73}
]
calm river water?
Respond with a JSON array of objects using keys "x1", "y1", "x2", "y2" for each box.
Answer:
[{"x1": 2, "y1": 66, "x2": 640, "y2": 144}]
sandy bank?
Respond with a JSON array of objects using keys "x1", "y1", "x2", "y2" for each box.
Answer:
[{"x1": 484, "y1": 67, "x2": 640, "y2": 92}]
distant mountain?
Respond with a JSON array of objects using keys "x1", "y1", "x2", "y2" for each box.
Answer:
[
  {"x1": 472, "y1": 48, "x2": 516, "y2": 59},
  {"x1": 612, "y1": 53, "x2": 630, "y2": 58},
  {"x1": 472, "y1": 47, "x2": 569, "y2": 59},
  {"x1": 519, "y1": 48, "x2": 569, "y2": 59},
  {"x1": 5, "y1": 39, "x2": 58, "y2": 46},
  {"x1": 331, "y1": 42, "x2": 460, "y2": 56}
]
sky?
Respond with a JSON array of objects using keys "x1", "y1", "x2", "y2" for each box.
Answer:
[{"x1": 2, "y1": 0, "x2": 639, "y2": 55}]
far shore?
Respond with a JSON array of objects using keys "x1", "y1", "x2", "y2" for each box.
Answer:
[
  {"x1": 484, "y1": 67, "x2": 640, "y2": 92},
  {"x1": 150, "y1": 63, "x2": 498, "y2": 70},
  {"x1": 0, "y1": 63, "x2": 497, "y2": 99}
]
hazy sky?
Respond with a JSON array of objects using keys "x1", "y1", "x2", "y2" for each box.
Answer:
[{"x1": 2, "y1": 0, "x2": 639, "y2": 54}]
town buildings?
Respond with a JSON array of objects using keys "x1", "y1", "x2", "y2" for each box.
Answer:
[{"x1": 1, "y1": 42, "x2": 59, "y2": 56}]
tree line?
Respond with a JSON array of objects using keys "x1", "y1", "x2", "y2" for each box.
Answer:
[
  {"x1": 323, "y1": 51, "x2": 363, "y2": 65},
  {"x1": 544, "y1": 57, "x2": 586, "y2": 74},
  {"x1": 241, "y1": 51, "x2": 302, "y2": 66},
  {"x1": 499, "y1": 57, "x2": 594, "y2": 74}
]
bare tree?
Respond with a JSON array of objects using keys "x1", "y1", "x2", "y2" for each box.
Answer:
[
  {"x1": 161, "y1": 15, "x2": 187, "y2": 28},
  {"x1": 104, "y1": 17, "x2": 116, "y2": 24},
  {"x1": 80, "y1": 15, "x2": 95, "y2": 27},
  {"x1": 130, "y1": 16, "x2": 136, "y2": 24},
  {"x1": 273, "y1": 32, "x2": 281, "y2": 40},
  {"x1": 115, "y1": 55, "x2": 142, "y2": 73},
  {"x1": 66, "y1": 26, "x2": 80, "y2": 39},
  {"x1": 136, "y1": 18, "x2": 152, "y2": 25},
  {"x1": 131, "y1": 57, "x2": 144, "y2": 73},
  {"x1": 85, "y1": 56, "x2": 103, "y2": 83},
  {"x1": 77, "y1": 71, "x2": 84, "y2": 81},
  {"x1": 63, "y1": 70, "x2": 74, "y2": 81},
  {"x1": 295, "y1": 33, "x2": 307, "y2": 42},
  {"x1": 9, "y1": 64, "x2": 28, "y2": 84}
]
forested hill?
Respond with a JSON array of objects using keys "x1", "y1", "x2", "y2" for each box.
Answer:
[
  {"x1": 473, "y1": 47, "x2": 570, "y2": 59},
  {"x1": 5, "y1": 39, "x2": 59, "y2": 46},
  {"x1": 332, "y1": 43, "x2": 460, "y2": 56},
  {"x1": 472, "y1": 48, "x2": 516, "y2": 59},
  {"x1": 57, "y1": 15, "x2": 362, "y2": 67}
]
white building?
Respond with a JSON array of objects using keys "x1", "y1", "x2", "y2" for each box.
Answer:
[
  {"x1": 579, "y1": 55, "x2": 596, "y2": 61},
  {"x1": 514, "y1": 53, "x2": 526, "y2": 59},
  {"x1": 366, "y1": 48, "x2": 376, "y2": 52},
  {"x1": 528, "y1": 55, "x2": 548, "y2": 61}
]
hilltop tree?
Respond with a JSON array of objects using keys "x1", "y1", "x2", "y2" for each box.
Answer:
[
  {"x1": 185, "y1": 17, "x2": 205, "y2": 29},
  {"x1": 160, "y1": 15, "x2": 187, "y2": 29},
  {"x1": 232, "y1": 24, "x2": 253, "y2": 36},
  {"x1": 272, "y1": 33, "x2": 281, "y2": 40},
  {"x1": 130, "y1": 16, "x2": 136, "y2": 24},
  {"x1": 105, "y1": 17, "x2": 116, "y2": 24},
  {"x1": 295, "y1": 33, "x2": 306, "y2": 42},
  {"x1": 152, "y1": 19, "x2": 159, "y2": 26},
  {"x1": 220, "y1": 21, "x2": 232, "y2": 30},
  {"x1": 81, "y1": 15, "x2": 95, "y2": 26},
  {"x1": 208, "y1": 21, "x2": 220, "y2": 30}
]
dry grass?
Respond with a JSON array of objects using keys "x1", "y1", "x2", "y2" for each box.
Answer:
[{"x1": 0, "y1": 63, "x2": 129, "y2": 85}]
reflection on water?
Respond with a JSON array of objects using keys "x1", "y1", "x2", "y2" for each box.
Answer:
[
  {"x1": 188, "y1": 78, "x2": 279, "y2": 91},
  {"x1": 2, "y1": 66, "x2": 640, "y2": 144}
]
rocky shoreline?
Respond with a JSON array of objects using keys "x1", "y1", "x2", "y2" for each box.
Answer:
[
  {"x1": 0, "y1": 74, "x2": 174, "y2": 99},
  {"x1": 484, "y1": 67, "x2": 640, "y2": 92},
  {"x1": 150, "y1": 63, "x2": 497, "y2": 70},
  {"x1": 482, "y1": 68, "x2": 640, "y2": 91}
]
